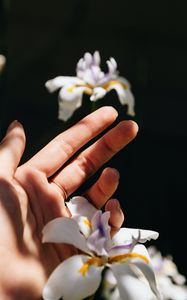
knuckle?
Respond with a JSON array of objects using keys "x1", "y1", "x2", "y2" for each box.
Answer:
[
  {"x1": 76, "y1": 155, "x2": 96, "y2": 177},
  {"x1": 54, "y1": 139, "x2": 74, "y2": 158},
  {"x1": 102, "y1": 137, "x2": 116, "y2": 155},
  {"x1": 97, "y1": 181, "x2": 109, "y2": 197}
]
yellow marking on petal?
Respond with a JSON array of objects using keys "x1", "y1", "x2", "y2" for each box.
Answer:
[
  {"x1": 103, "y1": 80, "x2": 128, "y2": 90},
  {"x1": 83, "y1": 219, "x2": 92, "y2": 229},
  {"x1": 67, "y1": 84, "x2": 93, "y2": 95},
  {"x1": 79, "y1": 252, "x2": 148, "y2": 277},
  {"x1": 79, "y1": 257, "x2": 105, "y2": 277},
  {"x1": 67, "y1": 85, "x2": 76, "y2": 93},
  {"x1": 108, "y1": 252, "x2": 149, "y2": 264},
  {"x1": 79, "y1": 262, "x2": 90, "y2": 276},
  {"x1": 84, "y1": 87, "x2": 93, "y2": 95}
]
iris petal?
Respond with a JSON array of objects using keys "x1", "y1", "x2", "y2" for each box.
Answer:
[
  {"x1": 131, "y1": 245, "x2": 162, "y2": 299},
  {"x1": 43, "y1": 255, "x2": 103, "y2": 300},
  {"x1": 45, "y1": 76, "x2": 84, "y2": 93},
  {"x1": 112, "y1": 228, "x2": 159, "y2": 246},
  {"x1": 74, "y1": 216, "x2": 92, "y2": 238},
  {"x1": 111, "y1": 263, "x2": 153, "y2": 300},
  {"x1": 90, "y1": 87, "x2": 107, "y2": 101},
  {"x1": 42, "y1": 217, "x2": 90, "y2": 254},
  {"x1": 66, "y1": 196, "x2": 97, "y2": 220},
  {"x1": 58, "y1": 85, "x2": 87, "y2": 121},
  {"x1": 106, "y1": 82, "x2": 135, "y2": 116}
]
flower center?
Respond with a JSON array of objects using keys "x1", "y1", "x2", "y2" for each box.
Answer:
[
  {"x1": 102, "y1": 80, "x2": 128, "y2": 90},
  {"x1": 79, "y1": 256, "x2": 107, "y2": 277},
  {"x1": 67, "y1": 85, "x2": 92, "y2": 95},
  {"x1": 79, "y1": 253, "x2": 149, "y2": 277},
  {"x1": 66, "y1": 80, "x2": 128, "y2": 94}
]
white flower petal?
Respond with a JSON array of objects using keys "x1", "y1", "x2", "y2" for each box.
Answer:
[
  {"x1": 130, "y1": 245, "x2": 162, "y2": 299},
  {"x1": 92, "y1": 210, "x2": 111, "y2": 248},
  {"x1": 57, "y1": 85, "x2": 86, "y2": 121},
  {"x1": 84, "y1": 52, "x2": 93, "y2": 66},
  {"x1": 58, "y1": 104, "x2": 78, "y2": 121},
  {"x1": 42, "y1": 217, "x2": 90, "y2": 254},
  {"x1": 86, "y1": 211, "x2": 111, "y2": 255},
  {"x1": 118, "y1": 76, "x2": 131, "y2": 87},
  {"x1": 112, "y1": 228, "x2": 159, "y2": 246},
  {"x1": 134, "y1": 260, "x2": 162, "y2": 299},
  {"x1": 66, "y1": 196, "x2": 97, "y2": 219},
  {"x1": 158, "y1": 276, "x2": 187, "y2": 300},
  {"x1": 93, "y1": 51, "x2": 101, "y2": 66},
  {"x1": 87, "y1": 229, "x2": 108, "y2": 256},
  {"x1": 91, "y1": 211, "x2": 110, "y2": 233},
  {"x1": 45, "y1": 76, "x2": 84, "y2": 93},
  {"x1": 107, "y1": 57, "x2": 118, "y2": 76},
  {"x1": 110, "y1": 57, "x2": 118, "y2": 70},
  {"x1": 90, "y1": 87, "x2": 107, "y2": 101},
  {"x1": 107, "y1": 82, "x2": 135, "y2": 116},
  {"x1": 132, "y1": 245, "x2": 160, "y2": 297},
  {"x1": 107, "y1": 60, "x2": 115, "y2": 74},
  {"x1": 83, "y1": 69, "x2": 97, "y2": 85},
  {"x1": 74, "y1": 216, "x2": 92, "y2": 238},
  {"x1": 58, "y1": 85, "x2": 86, "y2": 103},
  {"x1": 108, "y1": 244, "x2": 134, "y2": 256},
  {"x1": 105, "y1": 268, "x2": 118, "y2": 286},
  {"x1": 132, "y1": 244, "x2": 151, "y2": 259},
  {"x1": 123, "y1": 89, "x2": 136, "y2": 116},
  {"x1": 111, "y1": 263, "x2": 153, "y2": 300},
  {"x1": 43, "y1": 255, "x2": 103, "y2": 300},
  {"x1": 76, "y1": 58, "x2": 84, "y2": 70}
]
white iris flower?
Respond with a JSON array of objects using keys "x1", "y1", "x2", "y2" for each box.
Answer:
[
  {"x1": 45, "y1": 51, "x2": 135, "y2": 121},
  {"x1": 148, "y1": 246, "x2": 187, "y2": 300},
  {"x1": 42, "y1": 196, "x2": 161, "y2": 300}
]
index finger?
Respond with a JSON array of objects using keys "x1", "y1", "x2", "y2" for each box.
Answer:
[{"x1": 21, "y1": 107, "x2": 118, "y2": 177}]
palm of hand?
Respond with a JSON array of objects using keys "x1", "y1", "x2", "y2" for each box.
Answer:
[{"x1": 0, "y1": 107, "x2": 137, "y2": 299}]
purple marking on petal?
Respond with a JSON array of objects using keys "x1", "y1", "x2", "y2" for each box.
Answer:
[
  {"x1": 87, "y1": 229, "x2": 107, "y2": 256},
  {"x1": 98, "y1": 223, "x2": 106, "y2": 237},
  {"x1": 110, "y1": 244, "x2": 133, "y2": 251},
  {"x1": 108, "y1": 243, "x2": 134, "y2": 256},
  {"x1": 76, "y1": 51, "x2": 119, "y2": 87},
  {"x1": 92, "y1": 211, "x2": 110, "y2": 240}
]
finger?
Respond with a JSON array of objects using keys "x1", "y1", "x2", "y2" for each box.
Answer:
[
  {"x1": 105, "y1": 199, "x2": 125, "y2": 236},
  {"x1": 23, "y1": 106, "x2": 118, "y2": 177},
  {"x1": 52, "y1": 120, "x2": 138, "y2": 197},
  {"x1": 0, "y1": 121, "x2": 25, "y2": 176},
  {"x1": 84, "y1": 167, "x2": 120, "y2": 209}
]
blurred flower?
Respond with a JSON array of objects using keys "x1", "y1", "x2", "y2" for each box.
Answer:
[
  {"x1": 42, "y1": 196, "x2": 160, "y2": 300},
  {"x1": 45, "y1": 51, "x2": 135, "y2": 121},
  {"x1": 103, "y1": 246, "x2": 187, "y2": 300},
  {"x1": 0, "y1": 54, "x2": 6, "y2": 73},
  {"x1": 148, "y1": 246, "x2": 187, "y2": 300}
]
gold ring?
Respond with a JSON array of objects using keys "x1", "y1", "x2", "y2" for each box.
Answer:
[{"x1": 50, "y1": 179, "x2": 68, "y2": 200}]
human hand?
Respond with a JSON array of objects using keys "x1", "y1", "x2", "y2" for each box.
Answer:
[{"x1": 0, "y1": 106, "x2": 138, "y2": 299}]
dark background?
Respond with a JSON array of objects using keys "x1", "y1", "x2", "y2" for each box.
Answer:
[{"x1": 0, "y1": 0, "x2": 187, "y2": 277}]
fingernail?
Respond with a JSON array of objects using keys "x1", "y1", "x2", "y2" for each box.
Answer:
[
  {"x1": 6, "y1": 120, "x2": 19, "y2": 132},
  {"x1": 110, "y1": 168, "x2": 120, "y2": 180},
  {"x1": 109, "y1": 198, "x2": 121, "y2": 209}
]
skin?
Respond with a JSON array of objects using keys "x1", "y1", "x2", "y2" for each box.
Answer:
[{"x1": 0, "y1": 106, "x2": 138, "y2": 300}]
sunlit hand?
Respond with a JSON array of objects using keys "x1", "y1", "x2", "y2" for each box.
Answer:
[{"x1": 0, "y1": 107, "x2": 138, "y2": 299}]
